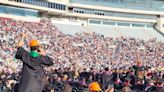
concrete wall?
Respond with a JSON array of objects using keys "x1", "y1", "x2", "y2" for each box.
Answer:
[
  {"x1": 65, "y1": 13, "x2": 156, "y2": 23},
  {"x1": 157, "y1": 17, "x2": 164, "y2": 33}
]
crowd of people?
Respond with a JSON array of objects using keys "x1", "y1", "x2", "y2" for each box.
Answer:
[{"x1": 0, "y1": 17, "x2": 163, "y2": 92}]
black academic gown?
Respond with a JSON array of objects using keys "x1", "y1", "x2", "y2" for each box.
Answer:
[
  {"x1": 15, "y1": 47, "x2": 53, "y2": 92},
  {"x1": 101, "y1": 72, "x2": 113, "y2": 90}
]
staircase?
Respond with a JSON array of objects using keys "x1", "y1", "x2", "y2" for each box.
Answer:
[{"x1": 153, "y1": 23, "x2": 164, "y2": 37}]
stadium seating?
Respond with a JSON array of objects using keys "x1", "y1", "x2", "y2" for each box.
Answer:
[
  {"x1": 54, "y1": 22, "x2": 164, "y2": 42},
  {"x1": 0, "y1": 17, "x2": 163, "y2": 92},
  {"x1": 54, "y1": 23, "x2": 85, "y2": 35}
]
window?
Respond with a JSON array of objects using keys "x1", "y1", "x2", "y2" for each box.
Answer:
[
  {"x1": 63, "y1": 5, "x2": 66, "y2": 10},
  {"x1": 126, "y1": 0, "x2": 135, "y2": 4},
  {"x1": 0, "y1": 6, "x2": 5, "y2": 13},
  {"x1": 56, "y1": 4, "x2": 58, "y2": 9},
  {"x1": 118, "y1": 22, "x2": 130, "y2": 26},
  {"x1": 61, "y1": 5, "x2": 63, "y2": 10},
  {"x1": 58, "y1": 4, "x2": 61, "y2": 10},
  {"x1": 103, "y1": 21, "x2": 115, "y2": 25},
  {"x1": 147, "y1": 24, "x2": 153, "y2": 28},
  {"x1": 0, "y1": 5, "x2": 38, "y2": 17},
  {"x1": 53, "y1": 3, "x2": 56, "y2": 8},
  {"x1": 72, "y1": 8, "x2": 156, "y2": 19},
  {"x1": 89, "y1": 20, "x2": 101, "y2": 24},
  {"x1": 5, "y1": 7, "x2": 24, "y2": 16},
  {"x1": 48, "y1": 2, "x2": 51, "y2": 8},
  {"x1": 25, "y1": 10, "x2": 38, "y2": 17},
  {"x1": 132, "y1": 23, "x2": 145, "y2": 27},
  {"x1": 14, "y1": 0, "x2": 66, "y2": 10}
]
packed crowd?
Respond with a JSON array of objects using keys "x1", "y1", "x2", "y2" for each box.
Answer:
[{"x1": 0, "y1": 17, "x2": 163, "y2": 92}]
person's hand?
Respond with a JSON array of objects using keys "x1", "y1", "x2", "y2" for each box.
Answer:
[
  {"x1": 21, "y1": 32, "x2": 27, "y2": 38},
  {"x1": 17, "y1": 40, "x2": 24, "y2": 47}
]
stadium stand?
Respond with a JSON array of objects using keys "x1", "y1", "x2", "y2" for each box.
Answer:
[
  {"x1": 52, "y1": 21, "x2": 164, "y2": 42},
  {"x1": 0, "y1": 0, "x2": 163, "y2": 92},
  {"x1": 0, "y1": 17, "x2": 163, "y2": 92},
  {"x1": 54, "y1": 23, "x2": 86, "y2": 35}
]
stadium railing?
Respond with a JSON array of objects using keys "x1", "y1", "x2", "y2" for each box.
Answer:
[{"x1": 9, "y1": 0, "x2": 66, "y2": 10}]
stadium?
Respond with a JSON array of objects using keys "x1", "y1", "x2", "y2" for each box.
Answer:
[{"x1": 0, "y1": 0, "x2": 163, "y2": 92}]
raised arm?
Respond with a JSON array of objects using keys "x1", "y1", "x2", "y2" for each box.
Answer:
[
  {"x1": 39, "y1": 48, "x2": 53, "y2": 66},
  {"x1": 15, "y1": 32, "x2": 34, "y2": 67},
  {"x1": 15, "y1": 32, "x2": 28, "y2": 59},
  {"x1": 17, "y1": 32, "x2": 26, "y2": 48}
]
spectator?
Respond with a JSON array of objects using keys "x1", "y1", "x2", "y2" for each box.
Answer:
[
  {"x1": 63, "y1": 83, "x2": 72, "y2": 92},
  {"x1": 122, "y1": 86, "x2": 131, "y2": 92},
  {"x1": 89, "y1": 82, "x2": 101, "y2": 92},
  {"x1": 0, "y1": 17, "x2": 163, "y2": 92}
]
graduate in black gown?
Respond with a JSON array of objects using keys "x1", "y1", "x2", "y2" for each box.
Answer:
[{"x1": 15, "y1": 32, "x2": 53, "y2": 92}]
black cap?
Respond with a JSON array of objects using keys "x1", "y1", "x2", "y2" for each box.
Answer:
[{"x1": 105, "y1": 67, "x2": 109, "y2": 71}]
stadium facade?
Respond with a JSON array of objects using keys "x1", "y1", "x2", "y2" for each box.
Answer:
[{"x1": 0, "y1": 0, "x2": 164, "y2": 41}]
